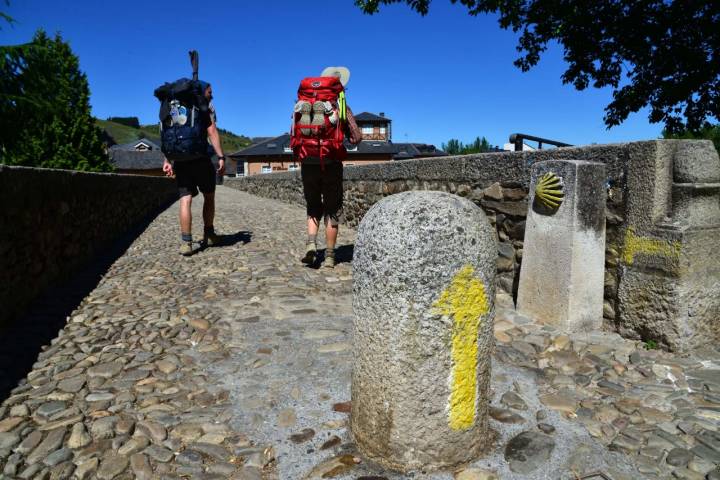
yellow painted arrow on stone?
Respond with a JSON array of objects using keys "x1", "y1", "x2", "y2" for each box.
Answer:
[{"x1": 432, "y1": 265, "x2": 489, "y2": 431}]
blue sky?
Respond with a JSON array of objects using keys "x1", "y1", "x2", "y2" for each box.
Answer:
[{"x1": 3, "y1": 0, "x2": 663, "y2": 148}]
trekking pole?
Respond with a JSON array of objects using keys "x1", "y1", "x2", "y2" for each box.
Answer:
[{"x1": 189, "y1": 50, "x2": 199, "y2": 81}]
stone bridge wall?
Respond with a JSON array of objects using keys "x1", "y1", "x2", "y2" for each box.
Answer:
[
  {"x1": 225, "y1": 140, "x2": 720, "y2": 350},
  {"x1": 0, "y1": 166, "x2": 176, "y2": 328}
]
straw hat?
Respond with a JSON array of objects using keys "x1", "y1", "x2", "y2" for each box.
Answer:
[{"x1": 320, "y1": 66, "x2": 351, "y2": 86}]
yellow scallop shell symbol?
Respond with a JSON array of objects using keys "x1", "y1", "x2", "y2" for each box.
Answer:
[{"x1": 535, "y1": 172, "x2": 564, "y2": 209}]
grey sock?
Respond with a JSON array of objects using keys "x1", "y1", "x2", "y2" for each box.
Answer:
[
  {"x1": 181, "y1": 233, "x2": 192, "y2": 242},
  {"x1": 306, "y1": 235, "x2": 317, "y2": 250}
]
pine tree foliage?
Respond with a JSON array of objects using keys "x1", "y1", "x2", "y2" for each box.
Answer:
[
  {"x1": 442, "y1": 136, "x2": 496, "y2": 155},
  {"x1": 0, "y1": 30, "x2": 112, "y2": 171}
]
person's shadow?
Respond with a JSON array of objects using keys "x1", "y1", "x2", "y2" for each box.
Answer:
[
  {"x1": 215, "y1": 230, "x2": 253, "y2": 246},
  {"x1": 195, "y1": 230, "x2": 253, "y2": 254}
]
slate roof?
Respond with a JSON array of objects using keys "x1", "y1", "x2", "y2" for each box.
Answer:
[
  {"x1": 110, "y1": 138, "x2": 161, "y2": 152},
  {"x1": 354, "y1": 112, "x2": 391, "y2": 122},
  {"x1": 230, "y1": 135, "x2": 292, "y2": 157},
  {"x1": 110, "y1": 150, "x2": 165, "y2": 170},
  {"x1": 393, "y1": 143, "x2": 447, "y2": 159}
]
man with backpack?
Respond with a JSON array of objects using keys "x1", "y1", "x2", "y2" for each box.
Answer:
[
  {"x1": 156, "y1": 52, "x2": 226, "y2": 256},
  {"x1": 291, "y1": 66, "x2": 362, "y2": 269}
]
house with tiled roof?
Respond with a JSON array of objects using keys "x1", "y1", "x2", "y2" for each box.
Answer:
[{"x1": 228, "y1": 112, "x2": 445, "y2": 176}]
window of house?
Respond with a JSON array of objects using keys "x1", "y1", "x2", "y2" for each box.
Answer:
[
  {"x1": 283, "y1": 146, "x2": 292, "y2": 153},
  {"x1": 379, "y1": 127, "x2": 386, "y2": 134},
  {"x1": 361, "y1": 126, "x2": 373, "y2": 134},
  {"x1": 261, "y1": 166, "x2": 272, "y2": 174}
]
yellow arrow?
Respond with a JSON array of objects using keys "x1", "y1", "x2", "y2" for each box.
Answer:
[{"x1": 432, "y1": 264, "x2": 490, "y2": 431}]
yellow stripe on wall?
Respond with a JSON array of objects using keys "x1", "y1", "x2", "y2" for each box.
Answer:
[{"x1": 432, "y1": 265, "x2": 490, "y2": 431}]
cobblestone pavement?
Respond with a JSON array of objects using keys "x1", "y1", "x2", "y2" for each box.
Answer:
[{"x1": 0, "y1": 187, "x2": 719, "y2": 480}]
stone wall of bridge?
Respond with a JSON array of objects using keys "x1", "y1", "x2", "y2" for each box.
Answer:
[
  {"x1": 0, "y1": 166, "x2": 176, "y2": 328},
  {"x1": 225, "y1": 140, "x2": 720, "y2": 351}
]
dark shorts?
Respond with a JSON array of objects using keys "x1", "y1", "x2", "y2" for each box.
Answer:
[
  {"x1": 174, "y1": 157, "x2": 215, "y2": 198},
  {"x1": 301, "y1": 162, "x2": 343, "y2": 226}
]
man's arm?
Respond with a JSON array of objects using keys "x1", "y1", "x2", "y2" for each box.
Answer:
[
  {"x1": 207, "y1": 110, "x2": 226, "y2": 176},
  {"x1": 344, "y1": 106, "x2": 362, "y2": 145}
]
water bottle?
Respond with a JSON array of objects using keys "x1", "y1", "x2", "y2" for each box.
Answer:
[{"x1": 170, "y1": 100, "x2": 180, "y2": 125}]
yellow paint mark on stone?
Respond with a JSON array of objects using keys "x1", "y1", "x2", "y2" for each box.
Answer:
[
  {"x1": 432, "y1": 265, "x2": 489, "y2": 431},
  {"x1": 622, "y1": 227, "x2": 681, "y2": 265}
]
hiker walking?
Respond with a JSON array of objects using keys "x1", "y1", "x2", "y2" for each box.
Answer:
[
  {"x1": 290, "y1": 66, "x2": 362, "y2": 268},
  {"x1": 155, "y1": 51, "x2": 227, "y2": 256}
]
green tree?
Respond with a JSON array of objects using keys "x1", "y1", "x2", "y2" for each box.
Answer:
[
  {"x1": 442, "y1": 136, "x2": 495, "y2": 154},
  {"x1": 356, "y1": 0, "x2": 720, "y2": 134},
  {"x1": 663, "y1": 125, "x2": 720, "y2": 155},
  {"x1": 442, "y1": 138, "x2": 462, "y2": 155},
  {"x1": 0, "y1": 30, "x2": 111, "y2": 171}
]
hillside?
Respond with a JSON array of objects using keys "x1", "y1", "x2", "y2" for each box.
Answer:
[{"x1": 97, "y1": 119, "x2": 252, "y2": 153}]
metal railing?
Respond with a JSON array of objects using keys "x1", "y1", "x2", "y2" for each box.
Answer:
[{"x1": 509, "y1": 133, "x2": 572, "y2": 151}]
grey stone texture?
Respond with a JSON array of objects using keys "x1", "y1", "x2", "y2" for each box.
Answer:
[
  {"x1": 517, "y1": 160, "x2": 607, "y2": 330},
  {"x1": 226, "y1": 139, "x2": 720, "y2": 351},
  {"x1": 351, "y1": 191, "x2": 497, "y2": 471},
  {"x1": 0, "y1": 165, "x2": 176, "y2": 328}
]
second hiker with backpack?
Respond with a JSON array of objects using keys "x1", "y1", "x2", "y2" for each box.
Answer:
[
  {"x1": 156, "y1": 51, "x2": 227, "y2": 256},
  {"x1": 291, "y1": 66, "x2": 362, "y2": 269}
]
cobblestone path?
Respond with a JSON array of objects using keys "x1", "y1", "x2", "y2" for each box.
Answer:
[{"x1": 1, "y1": 187, "x2": 719, "y2": 480}]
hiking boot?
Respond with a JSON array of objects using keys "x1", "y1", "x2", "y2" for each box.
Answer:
[
  {"x1": 322, "y1": 250, "x2": 336, "y2": 269},
  {"x1": 301, "y1": 247, "x2": 316, "y2": 265},
  {"x1": 204, "y1": 231, "x2": 219, "y2": 247},
  {"x1": 296, "y1": 101, "x2": 312, "y2": 136},
  {"x1": 180, "y1": 241, "x2": 194, "y2": 256},
  {"x1": 311, "y1": 100, "x2": 326, "y2": 133}
]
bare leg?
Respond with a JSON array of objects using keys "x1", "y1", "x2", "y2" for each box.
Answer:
[
  {"x1": 180, "y1": 195, "x2": 193, "y2": 235},
  {"x1": 307, "y1": 216, "x2": 320, "y2": 237},
  {"x1": 202, "y1": 192, "x2": 215, "y2": 229},
  {"x1": 325, "y1": 218, "x2": 338, "y2": 250}
]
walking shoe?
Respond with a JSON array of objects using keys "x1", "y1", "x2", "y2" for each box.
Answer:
[
  {"x1": 180, "y1": 241, "x2": 194, "y2": 256},
  {"x1": 297, "y1": 101, "x2": 312, "y2": 136},
  {"x1": 204, "y1": 231, "x2": 219, "y2": 247},
  {"x1": 322, "y1": 250, "x2": 336, "y2": 269},
  {"x1": 311, "y1": 100, "x2": 326, "y2": 133},
  {"x1": 301, "y1": 247, "x2": 316, "y2": 265}
]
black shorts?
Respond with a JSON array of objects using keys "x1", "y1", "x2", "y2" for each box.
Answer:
[
  {"x1": 174, "y1": 157, "x2": 216, "y2": 198},
  {"x1": 301, "y1": 162, "x2": 343, "y2": 225}
]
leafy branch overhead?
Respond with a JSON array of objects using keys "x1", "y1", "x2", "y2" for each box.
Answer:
[{"x1": 356, "y1": 0, "x2": 720, "y2": 133}]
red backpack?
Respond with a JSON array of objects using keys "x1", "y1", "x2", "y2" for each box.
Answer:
[{"x1": 290, "y1": 76, "x2": 348, "y2": 163}]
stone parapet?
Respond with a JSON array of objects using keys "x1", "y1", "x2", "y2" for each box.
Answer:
[
  {"x1": 0, "y1": 166, "x2": 176, "y2": 328},
  {"x1": 225, "y1": 140, "x2": 720, "y2": 350}
]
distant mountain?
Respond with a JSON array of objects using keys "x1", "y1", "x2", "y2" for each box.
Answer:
[{"x1": 96, "y1": 118, "x2": 252, "y2": 153}]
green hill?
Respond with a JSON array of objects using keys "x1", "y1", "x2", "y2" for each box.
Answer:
[
  {"x1": 97, "y1": 118, "x2": 252, "y2": 153},
  {"x1": 96, "y1": 119, "x2": 161, "y2": 145}
]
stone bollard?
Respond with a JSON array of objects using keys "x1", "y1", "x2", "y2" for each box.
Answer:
[
  {"x1": 351, "y1": 191, "x2": 496, "y2": 472},
  {"x1": 517, "y1": 160, "x2": 606, "y2": 330}
]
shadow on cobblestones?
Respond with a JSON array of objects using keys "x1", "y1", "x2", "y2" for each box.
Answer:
[
  {"x1": 0, "y1": 207, "x2": 168, "y2": 401},
  {"x1": 216, "y1": 230, "x2": 253, "y2": 246}
]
